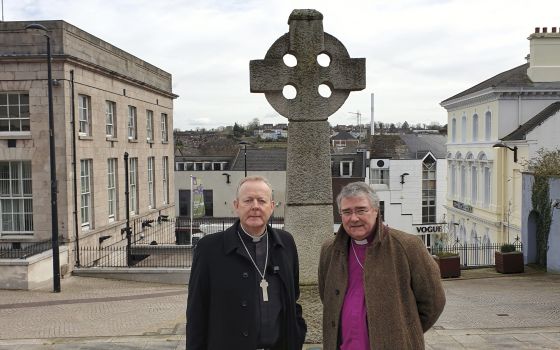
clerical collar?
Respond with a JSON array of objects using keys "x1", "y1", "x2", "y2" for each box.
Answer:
[
  {"x1": 240, "y1": 224, "x2": 267, "y2": 242},
  {"x1": 353, "y1": 239, "x2": 368, "y2": 245}
]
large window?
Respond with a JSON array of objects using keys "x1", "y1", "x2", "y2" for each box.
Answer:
[
  {"x1": 451, "y1": 118, "x2": 456, "y2": 143},
  {"x1": 0, "y1": 93, "x2": 30, "y2": 132},
  {"x1": 0, "y1": 161, "x2": 33, "y2": 235},
  {"x1": 461, "y1": 115, "x2": 467, "y2": 143},
  {"x1": 471, "y1": 165, "x2": 478, "y2": 205},
  {"x1": 147, "y1": 157, "x2": 155, "y2": 209},
  {"x1": 107, "y1": 158, "x2": 117, "y2": 222},
  {"x1": 485, "y1": 111, "x2": 492, "y2": 141},
  {"x1": 129, "y1": 157, "x2": 138, "y2": 214},
  {"x1": 78, "y1": 95, "x2": 92, "y2": 136},
  {"x1": 161, "y1": 113, "x2": 169, "y2": 142},
  {"x1": 80, "y1": 159, "x2": 93, "y2": 230},
  {"x1": 484, "y1": 166, "x2": 491, "y2": 208},
  {"x1": 370, "y1": 168, "x2": 389, "y2": 186},
  {"x1": 128, "y1": 106, "x2": 137, "y2": 140},
  {"x1": 422, "y1": 155, "x2": 436, "y2": 223},
  {"x1": 146, "y1": 110, "x2": 154, "y2": 142},
  {"x1": 105, "y1": 101, "x2": 116, "y2": 138},
  {"x1": 162, "y1": 156, "x2": 169, "y2": 205},
  {"x1": 472, "y1": 114, "x2": 479, "y2": 141},
  {"x1": 460, "y1": 164, "x2": 466, "y2": 199}
]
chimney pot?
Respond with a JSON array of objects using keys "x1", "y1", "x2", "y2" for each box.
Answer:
[
  {"x1": 543, "y1": 27, "x2": 548, "y2": 33},
  {"x1": 535, "y1": 27, "x2": 540, "y2": 33}
]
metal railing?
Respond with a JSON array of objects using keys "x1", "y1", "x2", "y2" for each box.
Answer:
[
  {"x1": 0, "y1": 240, "x2": 53, "y2": 259},
  {"x1": 431, "y1": 238, "x2": 523, "y2": 267},
  {"x1": 79, "y1": 245, "x2": 194, "y2": 268}
]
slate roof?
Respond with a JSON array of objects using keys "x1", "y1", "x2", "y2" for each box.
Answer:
[
  {"x1": 502, "y1": 101, "x2": 560, "y2": 141},
  {"x1": 230, "y1": 148, "x2": 287, "y2": 171},
  {"x1": 441, "y1": 64, "x2": 532, "y2": 104},
  {"x1": 368, "y1": 134, "x2": 447, "y2": 160},
  {"x1": 331, "y1": 131, "x2": 357, "y2": 140}
]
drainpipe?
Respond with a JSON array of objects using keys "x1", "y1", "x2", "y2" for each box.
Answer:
[
  {"x1": 70, "y1": 70, "x2": 80, "y2": 267},
  {"x1": 124, "y1": 152, "x2": 131, "y2": 266}
]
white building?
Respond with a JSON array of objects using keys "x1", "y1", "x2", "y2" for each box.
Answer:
[{"x1": 441, "y1": 27, "x2": 560, "y2": 245}]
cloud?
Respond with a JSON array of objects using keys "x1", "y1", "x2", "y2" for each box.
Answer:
[{"x1": 6, "y1": 0, "x2": 560, "y2": 130}]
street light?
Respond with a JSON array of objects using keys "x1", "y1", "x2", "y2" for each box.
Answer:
[
  {"x1": 492, "y1": 142, "x2": 518, "y2": 163},
  {"x1": 239, "y1": 141, "x2": 248, "y2": 177},
  {"x1": 25, "y1": 23, "x2": 61, "y2": 293}
]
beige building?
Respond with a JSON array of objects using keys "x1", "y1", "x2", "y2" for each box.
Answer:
[
  {"x1": 441, "y1": 27, "x2": 560, "y2": 245},
  {"x1": 0, "y1": 21, "x2": 176, "y2": 279}
]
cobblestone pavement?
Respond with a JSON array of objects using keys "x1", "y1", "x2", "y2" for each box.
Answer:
[{"x1": 0, "y1": 270, "x2": 559, "y2": 349}]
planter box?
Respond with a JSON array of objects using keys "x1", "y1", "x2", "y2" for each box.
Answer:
[
  {"x1": 495, "y1": 251, "x2": 524, "y2": 274},
  {"x1": 435, "y1": 255, "x2": 461, "y2": 278}
]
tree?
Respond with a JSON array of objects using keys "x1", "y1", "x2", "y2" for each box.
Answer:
[
  {"x1": 247, "y1": 118, "x2": 260, "y2": 132},
  {"x1": 233, "y1": 122, "x2": 245, "y2": 138}
]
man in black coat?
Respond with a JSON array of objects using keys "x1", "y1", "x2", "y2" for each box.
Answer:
[{"x1": 186, "y1": 176, "x2": 307, "y2": 350}]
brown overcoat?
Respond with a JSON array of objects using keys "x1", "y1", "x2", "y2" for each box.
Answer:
[{"x1": 318, "y1": 222, "x2": 445, "y2": 350}]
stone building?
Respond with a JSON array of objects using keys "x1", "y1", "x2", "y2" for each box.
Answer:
[
  {"x1": 0, "y1": 20, "x2": 176, "y2": 288},
  {"x1": 440, "y1": 27, "x2": 560, "y2": 245}
]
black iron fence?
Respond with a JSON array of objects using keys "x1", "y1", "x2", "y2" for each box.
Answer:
[
  {"x1": 77, "y1": 216, "x2": 285, "y2": 268},
  {"x1": 79, "y1": 245, "x2": 194, "y2": 268},
  {"x1": 431, "y1": 238, "x2": 523, "y2": 267},
  {"x1": 0, "y1": 240, "x2": 53, "y2": 259}
]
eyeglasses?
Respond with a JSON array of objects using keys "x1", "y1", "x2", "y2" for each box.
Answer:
[{"x1": 340, "y1": 207, "x2": 372, "y2": 217}]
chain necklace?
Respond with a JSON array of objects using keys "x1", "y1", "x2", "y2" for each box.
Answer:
[
  {"x1": 237, "y1": 229, "x2": 270, "y2": 302},
  {"x1": 351, "y1": 241, "x2": 365, "y2": 270}
]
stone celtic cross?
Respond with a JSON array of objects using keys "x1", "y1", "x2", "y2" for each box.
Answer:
[{"x1": 250, "y1": 9, "x2": 365, "y2": 283}]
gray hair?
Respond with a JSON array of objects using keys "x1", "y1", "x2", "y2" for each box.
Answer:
[
  {"x1": 336, "y1": 182, "x2": 380, "y2": 210},
  {"x1": 236, "y1": 175, "x2": 273, "y2": 199}
]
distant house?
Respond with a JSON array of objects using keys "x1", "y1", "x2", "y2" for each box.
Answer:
[{"x1": 331, "y1": 131, "x2": 359, "y2": 149}]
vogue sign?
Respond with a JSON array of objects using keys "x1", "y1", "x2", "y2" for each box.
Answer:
[{"x1": 415, "y1": 225, "x2": 443, "y2": 234}]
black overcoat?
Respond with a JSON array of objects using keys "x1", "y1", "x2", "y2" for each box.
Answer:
[{"x1": 186, "y1": 220, "x2": 307, "y2": 350}]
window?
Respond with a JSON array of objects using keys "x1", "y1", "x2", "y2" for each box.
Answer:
[
  {"x1": 422, "y1": 155, "x2": 436, "y2": 223},
  {"x1": 162, "y1": 156, "x2": 169, "y2": 204},
  {"x1": 340, "y1": 161, "x2": 353, "y2": 177},
  {"x1": 105, "y1": 101, "x2": 116, "y2": 138},
  {"x1": 451, "y1": 164, "x2": 456, "y2": 197},
  {"x1": 370, "y1": 168, "x2": 389, "y2": 186},
  {"x1": 161, "y1": 113, "x2": 168, "y2": 142},
  {"x1": 0, "y1": 93, "x2": 30, "y2": 132},
  {"x1": 460, "y1": 164, "x2": 466, "y2": 199},
  {"x1": 471, "y1": 165, "x2": 478, "y2": 204},
  {"x1": 472, "y1": 114, "x2": 479, "y2": 141},
  {"x1": 107, "y1": 158, "x2": 117, "y2": 222},
  {"x1": 129, "y1": 157, "x2": 138, "y2": 214},
  {"x1": 0, "y1": 161, "x2": 33, "y2": 235},
  {"x1": 80, "y1": 159, "x2": 93, "y2": 229},
  {"x1": 485, "y1": 111, "x2": 492, "y2": 141},
  {"x1": 146, "y1": 110, "x2": 154, "y2": 141},
  {"x1": 483, "y1": 166, "x2": 491, "y2": 207},
  {"x1": 78, "y1": 95, "x2": 92, "y2": 136},
  {"x1": 147, "y1": 157, "x2": 155, "y2": 209},
  {"x1": 128, "y1": 106, "x2": 137, "y2": 140},
  {"x1": 451, "y1": 118, "x2": 456, "y2": 143},
  {"x1": 461, "y1": 115, "x2": 467, "y2": 143}
]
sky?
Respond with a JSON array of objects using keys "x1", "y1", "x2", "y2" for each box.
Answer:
[{"x1": 4, "y1": 0, "x2": 560, "y2": 130}]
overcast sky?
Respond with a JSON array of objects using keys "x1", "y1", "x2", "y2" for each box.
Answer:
[{"x1": 5, "y1": 0, "x2": 560, "y2": 130}]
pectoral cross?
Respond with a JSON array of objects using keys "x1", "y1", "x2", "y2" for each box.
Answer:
[{"x1": 260, "y1": 278, "x2": 269, "y2": 302}]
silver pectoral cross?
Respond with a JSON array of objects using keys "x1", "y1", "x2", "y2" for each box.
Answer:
[{"x1": 260, "y1": 278, "x2": 269, "y2": 302}]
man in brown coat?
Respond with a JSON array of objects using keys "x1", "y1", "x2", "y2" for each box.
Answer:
[{"x1": 319, "y1": 182, "x2": 445, "y2": 349}]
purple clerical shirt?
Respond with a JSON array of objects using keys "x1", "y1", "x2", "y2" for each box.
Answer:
[{"x1": 340, "y1": 241, "x2": 370, "y2": 350}]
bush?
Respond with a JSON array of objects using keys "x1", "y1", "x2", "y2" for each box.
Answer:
[{"x1": 500, "y1": 243, "x2": 517, "y2": 253}]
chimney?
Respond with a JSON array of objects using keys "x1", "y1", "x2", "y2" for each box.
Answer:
[{"x1": 527, "y1": 26, "x2": 560, "y2": 82}]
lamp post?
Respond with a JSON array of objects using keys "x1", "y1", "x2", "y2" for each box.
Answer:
[
  {"x1": 239, "y1": 141, "x2": 248, "y2": 177},
  {"x1": 492, "y1": 142, "x2": 518, "y2": 163},
  {"x1": 25, "y1": 23, "x2": 61, "y2": 293}
]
